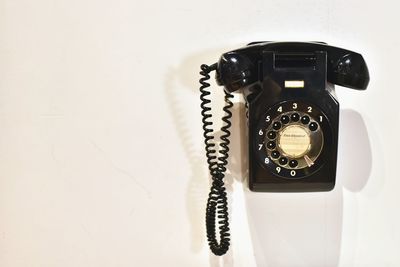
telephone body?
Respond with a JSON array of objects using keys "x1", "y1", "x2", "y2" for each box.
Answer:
[{"x1": 199, "y1": 41, "x2": 369, "y2": 255}]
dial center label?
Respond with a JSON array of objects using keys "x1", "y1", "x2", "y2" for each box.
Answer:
[{"x1": 278, "y1": 125, "x2": 311, "y2": 158}]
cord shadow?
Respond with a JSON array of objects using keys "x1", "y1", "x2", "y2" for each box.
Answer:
[{"x1": 164, "y1": 46, "x2": 241, "y2": 267}]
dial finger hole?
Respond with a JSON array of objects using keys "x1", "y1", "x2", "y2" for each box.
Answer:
[
  {"x1": 272, "y1": 121, "x2": 281, "y2": 130},
  {"x1": 279, "y1": 157, "x2": 288, "y2": 166},
  {"x1": 266, "y1": 141, "x2": 276, "y2": 150},
  {"x1": 267, "y1": 131, "x2": 276, "y2": 139},
  {"x1": 281, "y1": 115, "x2": 290, "y2": 124},
  {"x1": 289, "y1": 159, "x2": 298, "y2": 168},
  {"x1": 290, "y1": 113, "x2": 300, "y2": 122},
  {"x1": 301, "y1": 115, "x2": 310, "y2": 124},
  {"x1": 271, "y1": 150, "x2": 280, "y2": 159},
  {"x1": 309, "y1": 122, "x2": 318, "y2": 131}
]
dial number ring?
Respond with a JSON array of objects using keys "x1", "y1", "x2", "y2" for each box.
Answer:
[{"x1": 254, "y1": 101, "x2": 332, "y2": 179}]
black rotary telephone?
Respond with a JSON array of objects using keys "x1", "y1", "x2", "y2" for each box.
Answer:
[{"x1": 199, "y1": 41, "x2": 370, "y2": 255}]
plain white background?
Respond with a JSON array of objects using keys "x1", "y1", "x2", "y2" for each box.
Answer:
[{"x1": 0, "y1": 0, "x2": 399, "y2": 266}]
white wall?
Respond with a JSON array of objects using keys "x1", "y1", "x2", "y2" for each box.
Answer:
[{"x1": 0, "y1": 0, "x2": 399, "y2": 266}]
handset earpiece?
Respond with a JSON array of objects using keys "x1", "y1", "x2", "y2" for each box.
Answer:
[
  {"x1": 328, "y1": 52, "x2": 370, "y2": 90},
  {"x1": 216, "y1": 51, "x2": 258, "y2": 92}
]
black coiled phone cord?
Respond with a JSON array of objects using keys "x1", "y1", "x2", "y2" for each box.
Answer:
[{"x1": 199, "y1": 63, "x2": 233, "y2": 256}]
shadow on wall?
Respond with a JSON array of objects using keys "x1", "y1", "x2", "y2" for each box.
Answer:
[{"x1": 165, "y1": 47, "x2": 374, "y2": 267}]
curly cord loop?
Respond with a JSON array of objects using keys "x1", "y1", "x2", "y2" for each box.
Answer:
[{"x1": 199, "y1": 63, "x2": 233, "y2": 256}]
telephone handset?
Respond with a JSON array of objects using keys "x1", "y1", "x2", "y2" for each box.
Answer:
[{"x1": 199, "y1": 42, "x2": 369, "y2": 255}]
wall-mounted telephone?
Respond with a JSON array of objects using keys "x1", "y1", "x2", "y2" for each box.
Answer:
[{"x1": 199, "y1": 42, "x2": 370, "y2": 255}]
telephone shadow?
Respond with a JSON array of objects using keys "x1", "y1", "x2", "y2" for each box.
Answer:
[
  {"x1": 244, "y1": 109, "x2": 372, "y2": 267},
  {"x1": 165, "y1": 47, "x2": 372, "y2": 266}
]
